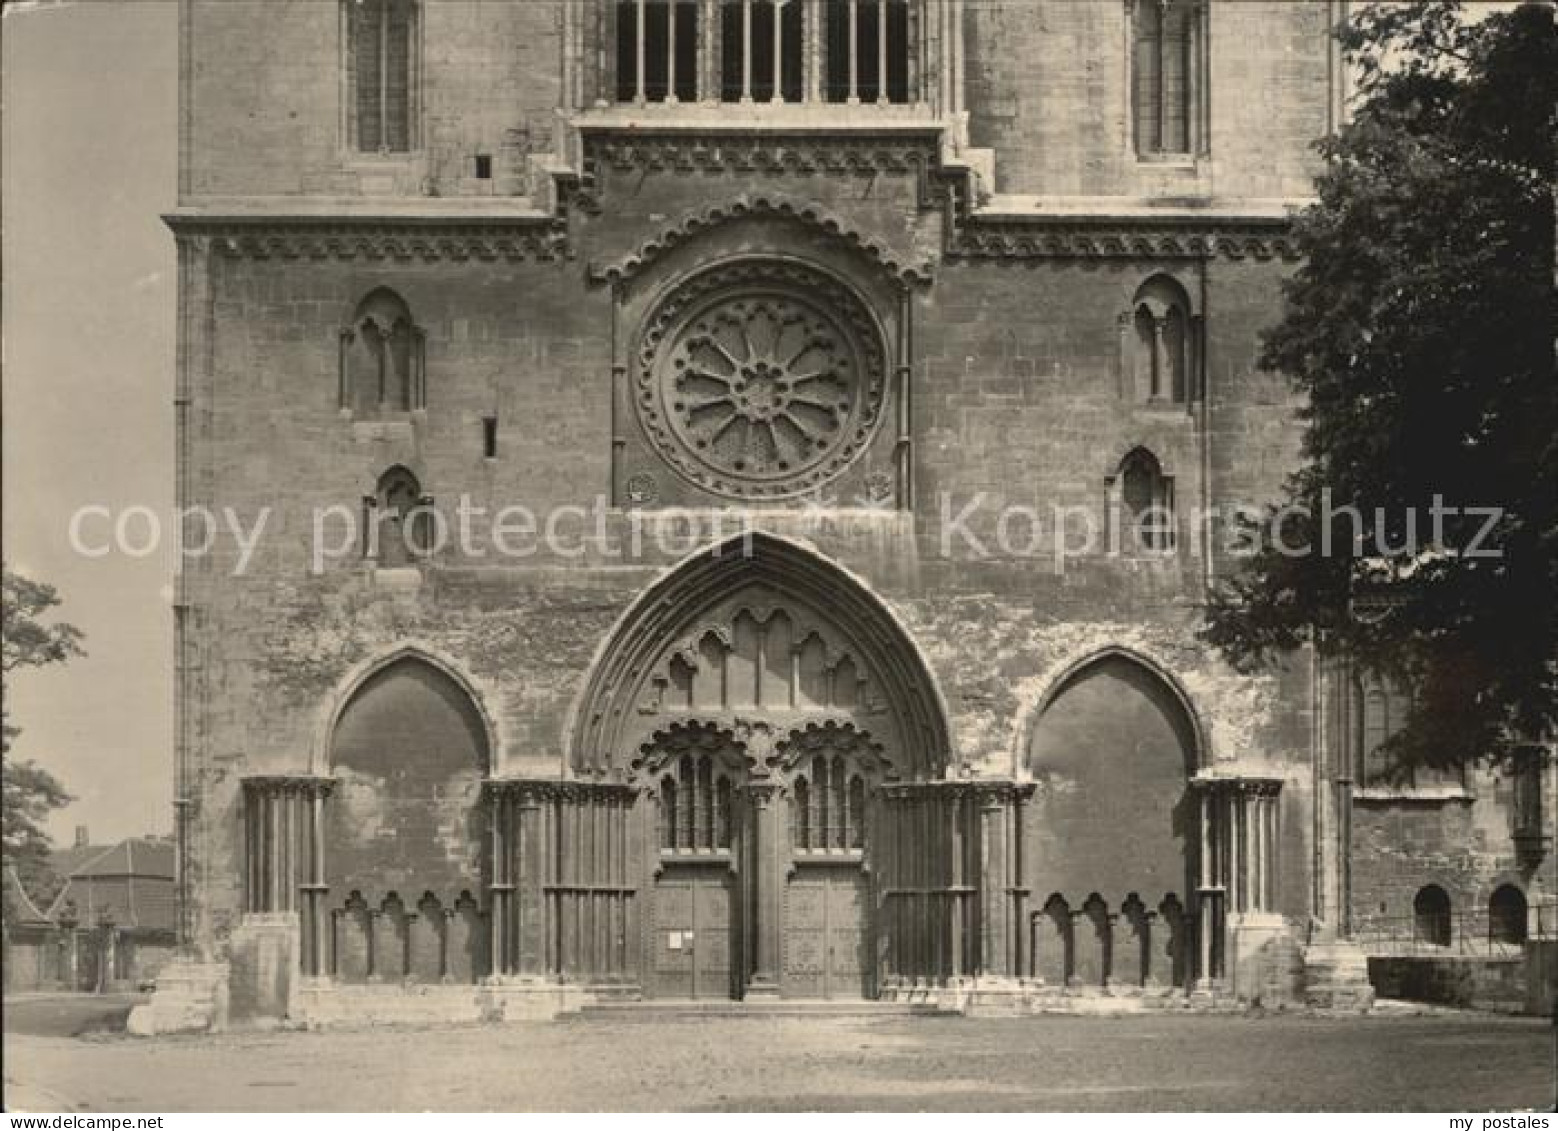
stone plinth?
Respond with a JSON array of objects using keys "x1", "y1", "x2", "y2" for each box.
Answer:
[
  {"x1": 126, "y1": 958, "x2": 230, "y2": 1036},
  {"x1": 1301, "y1": 939, "x2": 1376, "y2": 1012}
]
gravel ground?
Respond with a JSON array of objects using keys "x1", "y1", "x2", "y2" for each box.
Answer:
[{"x1": 3, "y1": 1008, "x2": 1554, "y2": 1112}]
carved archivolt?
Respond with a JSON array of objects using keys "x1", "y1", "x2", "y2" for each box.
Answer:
[
  {"x1": 635, "y1": 259, "x2": 889, "y2": 501},
  {"x1": 567, "y1": 532, "x2": 952, "y2": 781},
  {"x1": 643, "y1": 606, "x2": 877, "y2": 719},
  {"x1": 590, "y1": 196, "x2": 935, "y2": 290}
]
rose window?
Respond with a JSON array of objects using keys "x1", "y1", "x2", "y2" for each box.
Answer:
[{"x1": 637, "y1": 262, "x2": 886, "y2": 500}]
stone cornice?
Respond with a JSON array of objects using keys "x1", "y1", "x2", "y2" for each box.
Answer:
[
  {"x1": 948, "y1": 214, "x2": 1301, "y2": 262},
  {"x1": 582, "y1": 126, "x2": 941, "y2": 178},
  {"x1": 165, "y1": 211, "x2": 571, "y2": 263},
  {"x1": 589, "y1": 194, "x2": 936, "y2": 289}
]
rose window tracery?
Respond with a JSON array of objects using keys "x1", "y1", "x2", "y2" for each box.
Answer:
[{"x1": 637, "y1": 261, "x2": 887, "y2": 499}]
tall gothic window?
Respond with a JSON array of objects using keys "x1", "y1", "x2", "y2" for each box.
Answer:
[
  {"x1": 614, "y1": 0, "x2": 912, "y2": 105},
  {"x1": 1132, "y1": 0, "x2": 1201, "y2": 158},
  {"x1": 1110, "y1": 447, "x2": 1175, "y2": 554},
  {"x1": 1511, "y1": 746, "x2": 1547, "y2": 851},
  {"x1": 1129, "y1": 275, "x2": 1192, "y2": 404},
  {"x1": 1355, "y1": 673, "x2": 1464, "y2": 792},
  {"x1": 348, "y1": 0, "x2": 417, "y2": 153},
  {"x1": 341, "y1": 288, "x2": 424, "y2": 418}
]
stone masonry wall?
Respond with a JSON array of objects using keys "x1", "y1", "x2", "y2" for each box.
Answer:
[
  {"x1": 183, "y1": 0, "x2": 563, "y2": 199},
  {"x1": 966, "y1": 0, "x2": 1332, "y2": 198}
]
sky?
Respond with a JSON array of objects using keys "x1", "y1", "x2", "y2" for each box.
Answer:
[{"x1": 3, "y1": 0, "x2": 179, "y2": 844}]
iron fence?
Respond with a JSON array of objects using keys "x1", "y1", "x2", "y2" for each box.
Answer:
[{"x1": 1355, "y1": 904, "x2": 1553, "y2": 958}]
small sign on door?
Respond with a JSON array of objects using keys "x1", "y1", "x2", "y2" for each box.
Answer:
[{"x1": 667, "y1": 930, "x2": 694, "y2": 951}]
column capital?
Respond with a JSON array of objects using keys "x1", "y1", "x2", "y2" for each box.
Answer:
[
  {"x1": 745, "y1": 779, "x2": 786, "y2": 808},
  {"x1": 482, "y1": 777, "x2": 638, "y2": 804},
  {"x1": 242, "y1": 774, "x2": 336, "y2": 799}
]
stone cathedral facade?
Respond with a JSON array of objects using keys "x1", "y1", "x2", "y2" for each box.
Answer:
[{"x1": 147, "y1": 0, "x2": 1555, "y2": 1029}]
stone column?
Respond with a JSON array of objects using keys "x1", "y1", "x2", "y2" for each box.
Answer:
[
  {"x1": 487, "y1": 784, "x2": 513, "y2": 977},
  {"x1": 514, "y1": 785, "x2": 546, "y2": 977},
  {"x1": 241, "y1": 775, "x2": 334, "y2": 975},
  {"x1": 744, "y1": 779, "x2": 785, "y2": 998},
  {"x1": 1194, "y1": 787, "x2": 1217, "y2": 989},
  {"x1": 979, "y1": 791, "x2": 1007, "y2": 976},
  {"x1": 305, "y1": 783, "x2": 330, "y2": 976}
]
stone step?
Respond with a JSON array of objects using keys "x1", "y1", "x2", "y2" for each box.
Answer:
[{"x1": 571, "y1": 999, "x2": 955, "y2": 1020}]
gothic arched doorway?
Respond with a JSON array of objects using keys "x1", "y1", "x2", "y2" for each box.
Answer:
[{"x1": 567, "y1": 532, "x2": 951, "y2": 999}]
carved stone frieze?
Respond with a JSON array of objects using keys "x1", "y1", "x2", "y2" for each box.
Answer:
[
  {"x1": 584, "y1": 130, "x2": 939, "y2": 178},
  {"x1": 167, "y1": 218, "x2": 571, "y2": 264},
  {"x1": 589, "y1": 195, "x2": 935, "y2": 289},
  {"x1": 482, "y1": 778, "x2": 640, "y2": 803},
  {"x1": 947, "y1": 221, "x2": 1301, "y2": 263}
]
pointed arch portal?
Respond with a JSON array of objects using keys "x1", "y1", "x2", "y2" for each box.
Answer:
[
  {"x1": 568, "y1": 531, "x2": 953, "y2": 781},
  {"x1": 496, "y1": 531, "x2": 986, "y2": 1002}
]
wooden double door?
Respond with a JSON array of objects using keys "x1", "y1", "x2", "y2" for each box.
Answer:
[
  {"x1": 783, "y1": 864, "x2": 873, "y2": 999},
  {"x1": 651, "y1": 862, "x2": 738, "y2": 999},
  {"x1": 645, "y1": 837, "x2": 874, "y2": 1000},
  {"x1": 648, "y1": 858, "x2": 873, "y2": 1000}
]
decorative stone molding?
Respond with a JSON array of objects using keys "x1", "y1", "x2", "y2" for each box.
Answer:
[
  {"x1": 481, "y1": 778, "x2": 640, "y2": 804},
  {"x1": 583, "y1": 128, "x2": 940, "y2": 178},
  {"x1": 590, "y1": 195, "x2": 936, "y2": 289},
  {"x1": 242, "y1": 774, "x2": 337, "y2": 796},
  {"x1": 777, "y1": 719, "x2": 892, "y2": 778},
  {"x1": 948, "y1": 219, "x2": 1301, "y2": 263},
  {"x1": 877, "y1": 778, "x2": 1036, "y2": 803},
  {"x1": 565, "y1": 531, "x2": 954, "y2": 781},
  {"x1": 166, "y1": 216, "x2": 571, "y2": 263}
]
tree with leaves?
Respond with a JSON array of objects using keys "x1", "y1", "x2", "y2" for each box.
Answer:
[
  {"x1": 2, "y1": 567, "x2": 84, "y2": 919},
  {"x1": 1203, "y1": 1, "x2": 1556, "y2": 775}
]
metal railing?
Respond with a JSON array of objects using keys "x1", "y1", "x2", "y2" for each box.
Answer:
[{"x1": 1354, "y1": 905, "x2": 1550, "y2": 958}]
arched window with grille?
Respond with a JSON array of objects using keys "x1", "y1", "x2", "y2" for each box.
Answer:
[
  {"x1": 1131, "y1": 0, "x2": 1203, "y2": 158},
  {"x1": 790, "y1": 752, "x2": 866, "y2": 853},
  {"x1": 659, "y1": 752, "x2": 736, "y2": 852},
  {"x1": 346, "y1": 0, "x2": 419, "y2": 153},
  {"x1": 341, "y1": 288, "x2": 424, "y2": 418},
  {"x1": 1108, "y1": 447, "x2": 1175, "y2": 555}
]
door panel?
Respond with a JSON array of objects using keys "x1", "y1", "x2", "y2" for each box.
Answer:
[
  {"x1": 651, "y1": 864, "x2": 735, "y2": 999},
  {"x1": 784, "y1": 877, "x2": 828, "y2": 998},
  {"x1": 784, "y1": 866, "x2": 873, "y2": 999},
  {"x1": 827, "y1": 871, "x2": 871, "y2": 996}
]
